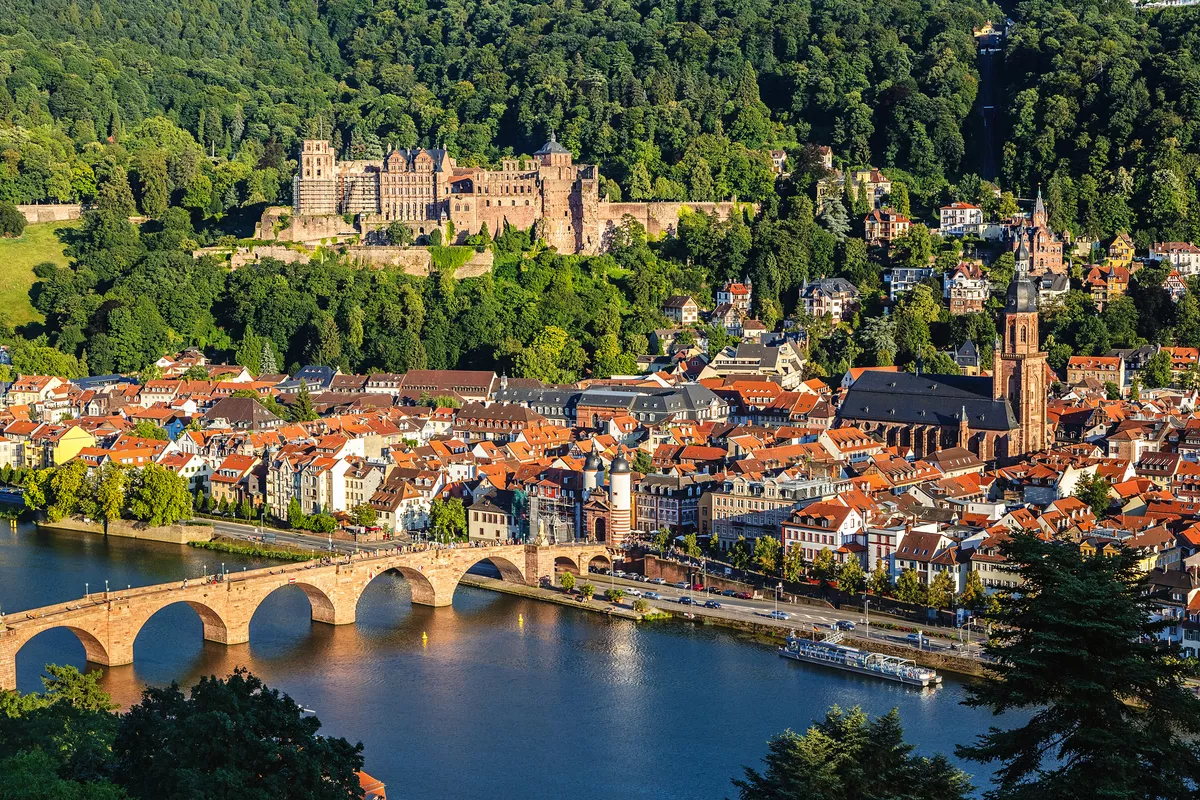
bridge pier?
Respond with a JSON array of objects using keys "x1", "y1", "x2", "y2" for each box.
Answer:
[
  {"x1": 0, "y1": 639, "x2": 16, "y2": 692},
  {"x1": 206, "y1": 619, "x2": 249, "y2": 646}
]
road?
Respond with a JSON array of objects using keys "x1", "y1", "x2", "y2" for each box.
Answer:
[
  {"x1": 209, "y1": 519, "x2": 402, "y2": 556},
  {"x1": 582, "y1": 570, "x2": 986, "y2": 659}
]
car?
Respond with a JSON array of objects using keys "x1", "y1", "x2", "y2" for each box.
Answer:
[
  {"x1": 624, "y1": 587, "x2": 643, "y2": 597},
  {"x1": 768, "y1": 610, "x2": 791, "y2": 620},
  {"x1": 677, "y1": 596, "x2": 694, "y2": 605},
  {"x1": 691, "y1": 584, "x2": 705, "y2": 592},
  {"x1": 835, "y1": 620, "x2": 856, "y2": 631},
  {"x1": 703, "y1": 600, "x2": 722, "y2": 609},
  {"x1": 906, "y1": 632, "x2": 928, "y2": 646},
  {"x1": 721, "y1": 589, "x2": 738, "y2": 597},
  {"x1": 613, "y1": 570, "x2": 626, "y2": 578},
  {"x1": 673, "y1": 582, "x2": 689, "y2": 590},
  {"x1": 650, "y1": 578, "x2": 667, "y2": 585},
  {"x1": 707, "y1": 586, "x2": 723, "y2": 594},
  {"x1": 644, "y1": 591, "x2": 663, "y2": 600},
  {"x1": 632, "y1": 574, "x2": 647, "y2": 582},
  {"x1": 735, "y1": 591, "x2": 753, "y2": 600}
]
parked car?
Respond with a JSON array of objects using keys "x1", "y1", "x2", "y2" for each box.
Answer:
[
  {"x1": 613, "y1": 570, "x2": 627, "y2": 578},
  {"x1": 677, "y1": 596, "x2": 694, "y2": 605},
  {"x1": 703, "y1": 600, "x2": 722, "y2": 609},
  {"x1": 624, "y1": 587, "x2": 643, "y2": 597},
  {"x1": 644, "y1": 591, "x2": 663, "y2": 600},
  {"x1": 735, "y1": 591, "x2": 752, "y2": 600},
  {"x1": 835, "y1": 620, "x2": 856, "y2": 631},
  {"x1": 720, "y1": 589, "x2": 737, "y2": 597},
  {"x1": 707, "y1": 586, "x2": 723, "y2": 594},
  {"x1": 650, "y1": 578, "x2": 667, "y2": 585},
  {"x1": 673, "y1": 582, "x2": 689, "y2": 590},
  {"x1": 632, "y1": 574, "x2": 647, "y2": 582},
  {"x1": 691, "y1": 584, "x2": 705, "y2": 592},
  {"x1": 768, "y1": 610, "x2": 791, "y2": 620}
]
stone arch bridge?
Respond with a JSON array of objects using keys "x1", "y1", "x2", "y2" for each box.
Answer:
[{"x1": 0, "y1": 542, "x2": 613, "y2": 691}]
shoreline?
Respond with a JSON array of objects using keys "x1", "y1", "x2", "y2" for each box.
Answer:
[{"x1": 458, "y1": 574, "x2": 987, "y2": 679}]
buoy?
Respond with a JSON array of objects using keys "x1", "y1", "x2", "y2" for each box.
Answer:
[
  {"x1": 421, "y1": 631, "x2": 428, "y2": 646},
  {"x1": 518, "y1": 613, "x2": 524, "y2": 626}
]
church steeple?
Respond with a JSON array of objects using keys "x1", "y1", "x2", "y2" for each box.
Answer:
[
  {"x1": 993, "y1": 250, "x2": 1048, "y2": 458},
  {"x1": 1032, "y1": 184, "x2": 1047, "y2": 229}
]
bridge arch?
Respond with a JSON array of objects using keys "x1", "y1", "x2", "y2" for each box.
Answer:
[
  {"x1": 553, "y1": 555, "x2": 581, "y2": 576},
  {"x1": 253, "y1": 580, "x2": 345, "y2": 627},
  {"x1": 353, "y1": 564, "x2": 443, "y2": 609},
  {"x1": 17, "y1": 624, "x2": 110, "y2": 667},
  {"x1": 586, "y1": 553, "x2": 612, "y2": 572},
  {"x1": 457, "y1": 555, "x2": 526, "y2": 586},
  {"x1": 132, "y1": 599, "x2": 234, "y2": 649}
]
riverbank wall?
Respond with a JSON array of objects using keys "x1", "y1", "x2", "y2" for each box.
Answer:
[
  {"x1": 37, "y1": 518, "x2": 214, "y2": 545},
  {"x1": 459, "y1": 574, "x2": 986, "y2": 678}
]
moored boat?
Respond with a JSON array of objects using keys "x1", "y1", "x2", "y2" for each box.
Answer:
[{"x1": 778, "y1": 633, "x2": 942, "y2": 688}]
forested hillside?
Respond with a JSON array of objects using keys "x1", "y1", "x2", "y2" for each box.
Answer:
[{"x1": 3, "y1": 0, "x2": 1200, "y2": 382}]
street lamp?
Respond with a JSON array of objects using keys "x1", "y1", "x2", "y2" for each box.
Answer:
[
  {"x1": 863, "y1": 596, "x2": 870, "y2": 639},
  {"x1": 774, "y1": 582, "x2": 783, "y2": 614}
]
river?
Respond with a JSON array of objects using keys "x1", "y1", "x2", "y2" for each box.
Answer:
[{"x1": 0, "y1": 524, "x2": 1006, "y2": 799}]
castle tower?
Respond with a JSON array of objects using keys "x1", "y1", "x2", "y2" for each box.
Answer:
[
  {"x1": 958, "y1": 404, "x2": 970, "y2": 450},
  {"x1": 294, "y1": 140, "x2": 338, "y2": 216},
  {"x1": 992, "y1": 258, "x2": 1048, "y2": 457},
  {"x1": 582, "y1": 452, "x2": 602, "y2": 496},
  {"x1": 608, "y1": 454, "x2": 632, "y2": 545}
]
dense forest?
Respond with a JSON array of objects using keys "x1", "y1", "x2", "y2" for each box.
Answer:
[{"x1": 2, "y1": 0, "x2": 1200, "y2": 380}]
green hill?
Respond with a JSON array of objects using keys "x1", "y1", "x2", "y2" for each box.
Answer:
[{"x1": 0, "y1": 221, "x2": 77, "y2": 327}]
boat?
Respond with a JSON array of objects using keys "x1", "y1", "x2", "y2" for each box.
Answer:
[{"x1": 778, "y1": 633, "x2": 942, "y2": 688}]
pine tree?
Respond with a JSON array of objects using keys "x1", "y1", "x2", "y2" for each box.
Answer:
[
  {"x1": 736, "y1": 706, "x2": 971, "y2": 800},
  {"x1": 959, "y1": 532, "x2": 1200, "y2": 799},
  {"x1": 291, "y1": 380, "x2": 318, "y2": 422},
  {"x1": 259, "y1": 341, "x2": 279, "y2": 375}
]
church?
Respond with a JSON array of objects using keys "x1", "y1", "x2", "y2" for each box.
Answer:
[{"x1": 838, "y1": 264, "x2": 1049, "y2": 463}]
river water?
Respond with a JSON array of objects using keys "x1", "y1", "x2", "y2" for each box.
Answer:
[{"x1": 0, "y1": 525, "x2": 1005, "y2": 798}]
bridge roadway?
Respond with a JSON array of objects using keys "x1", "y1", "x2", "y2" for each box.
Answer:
[{"x1": 0, "y1": 541, "x2": 613, "y2": 691}]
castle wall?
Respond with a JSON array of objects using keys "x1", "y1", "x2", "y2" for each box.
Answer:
[
  {"x1": 595, "y1": 201, "x2": 752, "y2": 248},
  {"x1": 197, "y1": 242, "x2": 493, "y2": 278},
  {"x1": 16, "y1": 204, "x2": 83, "y2": 224}
]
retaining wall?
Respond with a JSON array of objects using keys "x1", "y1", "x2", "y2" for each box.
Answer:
[
  {"x1": 16, "y1": 204, "x2": 83, "y2": 224},
  {"x1": 38, "y1": 518, "x2": 214, "y2": 545}
]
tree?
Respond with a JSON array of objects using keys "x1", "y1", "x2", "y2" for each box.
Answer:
[
  {"x1": 633, "y1": 599, "x2": 649, "y2": 614},
  {"x1": 754, "y1": 536, "x2": 780, "y2": 574},
  {"x1": 579, "y1": 583, "x2": 595, "y2": 601},
  {"x1": 782, "y1": 546, "x2": 806, "y2": 582},
  {"x1": 291, "y1": 381, "x2": 318, "y2": 422},
  {"x1": 0, "y1": 202, "x2": 26, "y2": 238},
  {"x1": 125, "y1": 464, "x2": 192, "y2": 526},
  {"x1": 351, "y1": 504, "x2": 377, "y2": 528},
  {"x1": 959, "y1": 569, "x2": 986, "y2": 612},
  {"x1": 629, "y1": 161, "x2": 652, "y2": 200},
  {"x1": 429, "y1": 497, "x2": 466, "y2": 542},
  {"x1": 895, "y1": 568, "x2": 926, "y2": 605},
  {"x1": 927, "y1": 571, "x2": 956, "y2": 609},
  {"x1": 734, "y1": 706, "x2": 971, "y2": 800},
  {"x1": 730, "y1": 536, "x2": 751, "y2": 570},
  {"x1": 653, "y1": 528, "x2": 671, "y2": 553},
  {"x1": 1142, "y1": 349, "x2": 1174, "y2": 389},
  {"x1": 811, "y1": 549, "x2": 838, "y2": 584},
  {"x1": 559, "y1": 571, "x2": 576, "y2": 592},
  {"x1": 958, "y1": 532, "x2": 1200, "y2": 800},
  {"x1": 286, "y1": 497, "x2": 304, "y2": 528},
  {"x1": 1072, "y1": 471, "x2": 1113, "y2": 518},
  {"x1": 631, "y1": 450, "x2": 653, "y2": 475},
  {"x1": 93, "y1": 464, "x2": 126, "y2": 524},
  {"x1": 238, "y1": 498, "x2": 253, "y2": 520},
  {"x1": 112, "y1": 670, "x2": 363, "y2": 799},
  {"x1": 387, "y1": 221, "x2": 414, "y2": 246},
  {"x1": 604, "y1": 588, "x2": 625, "y2": 604},
  {"x1": 838, "y1": 558, "x2": 866, "y2": 595},
  {"x1": 868, "y1": 563, "x2": 892, "y2": 595},
  {"x1": 131, "y1": 420, "x2": 168, "y2": 441},
  {"x1": 682, "y1": 532, "x2": 702, "y2": 558}
]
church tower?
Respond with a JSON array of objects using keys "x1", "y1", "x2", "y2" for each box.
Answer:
[{"x1": 993, "y1": 258, "x2": 1048, "y2": 457}]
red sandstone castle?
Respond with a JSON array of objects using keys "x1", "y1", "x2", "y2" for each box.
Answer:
[{"x1": 292, "y1": 135, "x2": 744, "y2": 254}]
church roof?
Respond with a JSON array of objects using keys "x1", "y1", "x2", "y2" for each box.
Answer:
[
  {"x1": 535, "y1": 132, "x2": 571, "y2": 156},
  {"x1": 839, "y1": 371, "x2": 1018, "y2": 431}
]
